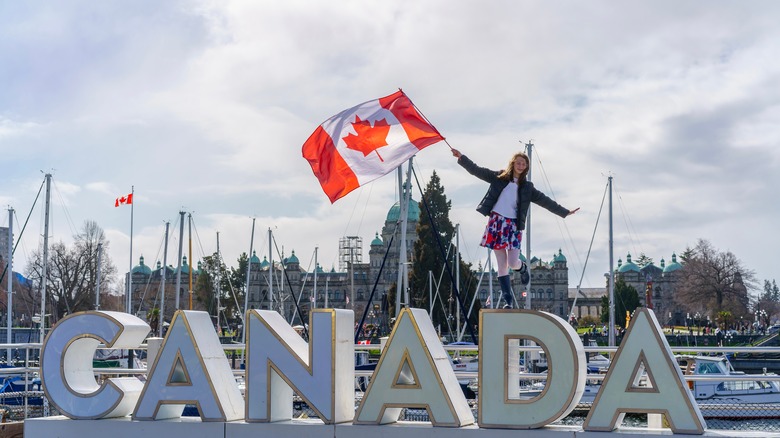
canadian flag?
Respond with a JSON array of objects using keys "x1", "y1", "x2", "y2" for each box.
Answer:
[
  {"x1": 115, "y1": 193, "x2": 133, "y2": 207},
  {"x1": 302, "y1": 90, "x2": 444, "y2": 203}
]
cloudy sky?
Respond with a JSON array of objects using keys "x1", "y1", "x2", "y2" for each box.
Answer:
[{"x1": 1, "y1": 1, "x2": 778, "y2": 299}]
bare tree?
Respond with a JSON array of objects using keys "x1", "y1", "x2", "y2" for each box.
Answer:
[
  {"x1": 675, "y1": 239, "x2": 756, "y2": 319},
  {"x1": 24, "y1": 221, "x2": 117, "y2": 323}
]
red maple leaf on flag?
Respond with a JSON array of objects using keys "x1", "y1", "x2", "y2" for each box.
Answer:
[{"x1": 342, "y1": 116, "x2": 391, "y2": 162}]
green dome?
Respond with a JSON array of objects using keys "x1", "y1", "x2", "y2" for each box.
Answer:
[
  {"x1": 131, "y1": 256, "x2": 152, "y2": 275},
  {"x1": 250, "y1": 250, "x2": 261, "y2": 264},
  {"x1": 386, "y1": 197, "x2": 420, "y2": 223},
  {"x1": 286, "y1": 250, "x2": 299, "y2": 264},
  {"x1": 260, "y1": 256, "x2": 270, "y2": 269},
  {"x1": 617, "y1": 253, "x2": 640, "y2": 273},
  {"x1": 553, "y1": 249, "x2": 567, "y2": 263},
  {"x1": 196, "y1": 260, "x2": 203, "y2": 275},
  {"x1": 178, "y1": 256, "x2": 191, "y2": 274},
  {"x1": 663, "y1": 253, "x2": 682, "y2": 273},
  {"x1": 371, "y1": 232, "x2": 383, "y2": 246}
]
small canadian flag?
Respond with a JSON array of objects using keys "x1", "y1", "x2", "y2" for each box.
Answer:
[{"x1": 115, "y1": 193, "x2": 133, "y2": 207}]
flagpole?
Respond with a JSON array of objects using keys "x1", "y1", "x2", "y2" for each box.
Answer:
[{"x1": 128, "y1": 186, "x2": 134, "y2": 314}]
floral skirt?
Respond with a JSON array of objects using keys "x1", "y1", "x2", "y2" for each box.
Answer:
[{"x1": 480, "y1": 212, "x2": 522, "y2": 250}]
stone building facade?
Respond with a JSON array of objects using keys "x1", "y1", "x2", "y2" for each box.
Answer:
[
  {"x1": 124, "y1": 196, "x2": 688, "y2": 331},
  {"x1": 244, "y1": 196, "x2": 579, "y2": 326},
  {"x1": 126, "y1": 255, "x2": 201, "y2": 321}
]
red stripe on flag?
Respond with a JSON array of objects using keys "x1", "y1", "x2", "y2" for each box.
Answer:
[
  {"x1": 380, "y1": 91, "x2": 444, "y2": 150},
  {"x1": 302, "y1": 125, "x2": 360, "y2": 203}
]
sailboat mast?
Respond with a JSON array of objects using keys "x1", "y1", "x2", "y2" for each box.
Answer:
[
  {"x1": 175, "y1": 211, "x2": 185, "y2": 310},
  {"x1": 244, "y1": 218, "x2": 256, "y2": 344},
  {"x1": 216, "y1": 231, "x2": 221, "y2": 334},
  {"x1": 524, "y1": 142, "x2": 533, "y2": 310},
  {"x1": 608, "y1": 176, "x2": 616, "y2": 347},
  {"x1": 95, "y1": 242, "x2": 102, "y2": 310},
  {"x1": 6, "y1": 207, "x2": 13, "y2": 361},
  {"x1": 268, "y1": 228, "x2": 273, "y2": 311},
  {"x1": 395, "y1": 158, "x2": 413, "y2": 316},
  {"x1": 456, "y1": 223, "x2": 461, "y2": 340},
  {"x1": 488, "y1": 248, "x2": 494, "y2": 309},
  {"x1": 313, "y1": 246, "x2": 318, "y2": 309},
  {"x1": 428, "y1": 271, "x2": 433, "y2": 317},
  {"x1": 159, "y1": 221, "x2": 170, "y2": 337},
  {"x1": 40, "y1": 173, "x2": 52, "y2": 342},
  {"x1": 188, "y1": 213, "x2": 193, "y2": 310}
]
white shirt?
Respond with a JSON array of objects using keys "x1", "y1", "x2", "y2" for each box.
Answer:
[{"x1": 492, "y1": 180, "x2": 517, "y2": 218}]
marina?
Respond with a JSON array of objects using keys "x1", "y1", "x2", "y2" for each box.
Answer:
[{"x1": 4, "y1": 321, "x2": 780, "y2": 436}]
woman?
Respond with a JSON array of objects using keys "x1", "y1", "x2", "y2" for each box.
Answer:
[{"x1": 451, "y1": 148, "x2": 578, "y2": 308}]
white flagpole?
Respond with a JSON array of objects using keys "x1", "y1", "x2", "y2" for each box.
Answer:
[{"x1": 128, "y1": 186, "x2": 134, "y2": 314}]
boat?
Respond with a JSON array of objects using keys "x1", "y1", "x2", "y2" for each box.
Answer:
[
  {"x1": 0, "y1": 371, "x2": 43, "y2": 408},
  {"x1": 572, "y1": 354, "x2": 780, "y2": 416},
  {"x1": 677, "y1": 354, "x2": 780, "y2": 419}
]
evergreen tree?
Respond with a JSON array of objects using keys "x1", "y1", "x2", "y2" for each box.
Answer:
[
  {"x1": 635, "y1": 253, "x2": 654, "y2": 268},
  {"x1": 194, "y1": 252, "x2": 247, "y2": 332},
  {"x1": 600, "y1": 277, "x2": 641, "y2": 328},
  {"x1": 758, "y1": 279, "x2": 780, "y2": 326},
  {"x1": 409, "y1": 171, "x2": 479, "y2": 340}
]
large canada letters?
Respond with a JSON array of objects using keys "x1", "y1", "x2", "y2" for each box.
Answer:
[{"x1": 40, "y1": 307, "x2": 704, "y2": 434}]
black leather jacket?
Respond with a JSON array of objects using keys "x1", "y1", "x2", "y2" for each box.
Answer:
[{"x1": 457, "y1": 154, "x2": 569, "y2": 230}]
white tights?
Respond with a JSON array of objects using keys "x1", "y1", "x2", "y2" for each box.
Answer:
[{"x1": 494, "y1": 248, "x2": 522, "y2": 276}]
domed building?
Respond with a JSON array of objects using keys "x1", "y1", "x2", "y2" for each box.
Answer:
[
  {"x1": 126, "y1": 255, "x2": 202, "y2": 321},
  {"x1": 241, "y1": 191, "x2": 585, "y2": 326},
  {"x1": 614, "y1": 252, "x2": 686, "y2": 326},
  {"x1": 243, "y1": 192, "x2": 420, "y2": 324}
]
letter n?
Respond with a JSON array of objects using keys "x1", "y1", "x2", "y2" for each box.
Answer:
[{"x1": 245, "y1": 309, "x2": 354, "y2": 424}]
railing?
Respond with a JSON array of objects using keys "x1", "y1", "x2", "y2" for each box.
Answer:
[{"x1": 6, "y1": 341, "x2": 780, "y2": 432}]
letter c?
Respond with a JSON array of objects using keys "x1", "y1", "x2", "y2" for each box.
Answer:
[{"x1": 41, "y1": 311, "x2": 150, "y2": 419}]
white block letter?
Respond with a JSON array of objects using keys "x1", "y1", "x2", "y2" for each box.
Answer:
[
  {"x1": 41, "y1": 311, "x2": 150, "y2": 419},
  {"x1": 133, "y1": 310, "x2": 244, "y2": 421},
  {"x1": 479, "y1": 310, "x2": 585, "y2": 428},
  {"x1": 355, "y1": 308, "x2": 474, "y2": 427},
  {"x1": 246, "y1": 309, "x2": 354, "y2": 423},
  {"x1": 583, "y1": 308, "x2": 705, "y2": 434}
]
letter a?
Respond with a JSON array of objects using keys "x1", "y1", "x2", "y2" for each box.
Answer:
[
  {"x1": 133, "y1": 310, "x2": 244, "y2": 421},
  {"x1": 583, "y1": 308, "x2": 705, "y2": 434},
  {"x1": 355, "y1": 308, "x2": 473, "y2": 426}
]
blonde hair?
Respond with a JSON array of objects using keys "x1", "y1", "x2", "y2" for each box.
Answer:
[{"x1": 497, "y1": 152, "x2": 529, "y2": 182}]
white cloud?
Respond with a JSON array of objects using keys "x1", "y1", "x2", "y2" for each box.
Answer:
[{"x1": 1, "y1": 0, "x2": 778, "y2": 295}]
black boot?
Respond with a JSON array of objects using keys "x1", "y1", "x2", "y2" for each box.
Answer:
[
  {"x1": 498, "y1": 275, "x2": 514, "y2": 309},
  {"x1": 515, "y1": 261, "x2": 530, "y2": 285}
]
